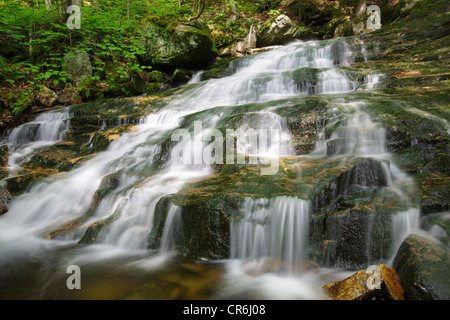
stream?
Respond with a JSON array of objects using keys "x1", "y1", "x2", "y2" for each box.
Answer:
[{"x1": 0, "y1": 37, "x2": 422, "y2": 299}]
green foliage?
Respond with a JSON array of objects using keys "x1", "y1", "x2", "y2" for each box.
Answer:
[
  {"x1": 0, "y1": 0, "x2": 158, "y2": 116},
  {"x1": 0, "y1": 0, "x2": 302, "y2": 117},
  {"x1": 8, "y1": 89, "x2": 33, "y2": 116}
]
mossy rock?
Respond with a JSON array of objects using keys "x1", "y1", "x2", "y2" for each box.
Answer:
[
  {"x1": 0, "y1": 186, "x2": 11, "y2": 216},
  {"x1": 393, "y1": 233, "x2": 450, "y2": 299},
  {"x1": 149, "y1": 193, "x2": 240, "y2": 260},
  {"x1": 62, "y1": 50, "x2": 93, "y2": 87},
  {"x1": 0, "y1": 145, "x2": 9, "y2": 168},
  {"x1": 4, "y1": 171, "x2": 51, "y2": 194},
  {"x1": 138, "y1": 22, "x2": 218, "y2": 69}
]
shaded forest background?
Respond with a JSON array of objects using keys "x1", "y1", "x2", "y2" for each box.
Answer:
[{"x1": 0, "y1": 0, "x2": 416, "y2": 129}]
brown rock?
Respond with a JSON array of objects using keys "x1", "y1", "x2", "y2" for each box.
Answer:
[
  {"x1": 38, "y1": 86, "x2": 57, "y2": 107},
  {"x1": 323, "y1": 264, "x2": 404, "y2": 300},
  {"x1": 57, "y1": 90, "x2": 76, "y2": 105},
  {"x1": 378, "y1": 264, "x2": 405, "y2": 300}
]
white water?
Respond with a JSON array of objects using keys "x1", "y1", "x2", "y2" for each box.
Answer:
[
  {"x1": 5, "y1": 108, "x2": 71, "y2": 173},
  {"x1": 312, "y1": 100, "x2": 420, "y2": 263},
  {"x1": 187, "y1": 70, "x2": 204, "y2": 84},
  {"x1": 230, "y1": 197, "x2": 310, "y2": 275},
  {"x1": 0, "y1": 38, "x2": 420, "y2": 299}
]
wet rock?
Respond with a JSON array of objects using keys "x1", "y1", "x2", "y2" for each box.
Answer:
[
  {"x1": 0, "y1": 145, "x2": 8, "y2": 168},
  {"x1": 149, "y1": 194, "x2": 241, "y2": 260},
  {"x1": 420, "y1": 212, "x2": 450, "y2": 246},
  {"x1": 171, "y1": 68, "x2": 194, "y2": 86},
  {"x1": 24, "y1": 145, "x2": 77, "y2": 171},
  {"x1": 312, "y1": 158, "x2": 389, "y2": 214},
  {"x1": 87, "y1": 170, "x2": 122, "y2": 215},
  {"x1": 0, "y1": 186, "x2": 11, "y2": 216},
  {"x1": 4, "y1": 172, "x2": 50, "y2": 194},
  {"x1": 323, "y1": 264, "x2": 404, "y2": 300},
  {"x1": 393, "y1": 233, "x2": 450, "y2": 300},
  {"x1": 307, "y1": 156, "x2": 410, "y2": 269},
  {"x1": 310, "y1": 203, "x2": 394, "y2": 269}
]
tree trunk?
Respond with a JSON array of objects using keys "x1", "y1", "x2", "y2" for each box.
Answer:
[
  {"x1": 127, "y1": 0, "x2": 130, "y2": 23},
  {"x1": 45, "y1": 0, "x2": 53, "y2": 10},
  {"x1": 190, "y1": 0, "x2": 206, "y2": 20},
  {"x1": 356, "y1": 0, "x2": 367, "y2": 17},
  {"x1": 62, "y1": 0, "x2": 82, "y2": 22}
]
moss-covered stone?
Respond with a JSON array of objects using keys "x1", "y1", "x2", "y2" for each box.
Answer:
[
  {"x1": 393, "y1": 233, "x2": 450, "y2": 299},
  {"x1": 138, "y1": 22, "x2": 218, "y2": 69}
]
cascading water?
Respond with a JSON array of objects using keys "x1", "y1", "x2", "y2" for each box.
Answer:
[
  {"x1": 4, "y1": 108, "x2": 71, "y2": 173},
  {"x1": 230, "y1": 197, "x2": 310, "y2": 275},
  {"x1": 311, "y1": 101, "x2": 420, "y2": 263},
  {"x1": 187, "y1": 70, "x2": 204, "y2": 84},
  {"x1": 0, "y1": 38, "x2": 420, "y2": 299}
]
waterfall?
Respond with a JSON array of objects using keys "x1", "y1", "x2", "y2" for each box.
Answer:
[
  {"x1": 247, "y1": 25, "x2": 256, "y2": 50},
  {"x1": 0, "y1": 38, "x2": 420, "y2": 299},
  {"x1": 160, "y1": 205, "x2": 182, "y2": 253},
  {"x1": 187, "y1": 70, "x2": 204, "y2": 84},
  {"x1": 5, "y1": 108, "x2": 71, "y2": 173},
  {"x1": 230, "y1": 197, "x2": 310, "y2": 275}
]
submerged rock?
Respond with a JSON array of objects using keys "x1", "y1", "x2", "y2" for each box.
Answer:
[{"x1": 324, "y1": 264, "x2": 404, "y2": 300}]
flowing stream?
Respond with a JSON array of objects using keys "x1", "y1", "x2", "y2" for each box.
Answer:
[{"x1": 0, "y1": 38, "x2": 421, "y2": 299}]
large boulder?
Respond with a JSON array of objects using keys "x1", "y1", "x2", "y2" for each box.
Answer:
[
  {"x1": 62, "y1": 50, "x2": 93, "y2": 87},
  {"x1": 257, "y1": 14, "x2": 314, "y2": 47},
  {"x1": 138, "y1": 22, "x2": 218, "y2": 69},
  {"x1": 393, "y1": 233, "x2": 450, "y2": 299}
]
